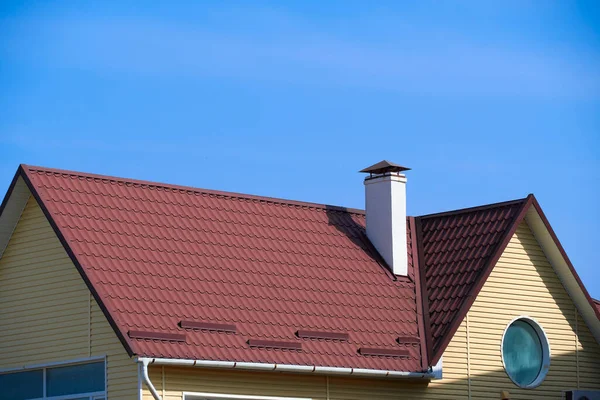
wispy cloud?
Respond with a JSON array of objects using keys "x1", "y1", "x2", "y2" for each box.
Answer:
[{"x1": 1, "y1": 8, "x2": 599, "y2": 98}]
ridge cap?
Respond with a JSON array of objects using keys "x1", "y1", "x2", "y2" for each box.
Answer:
[{"x1": 22, "y1": 164, "x2": 366, "y2": 215}]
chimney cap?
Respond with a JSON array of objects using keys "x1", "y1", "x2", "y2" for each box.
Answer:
[{"x1": 360, "y1": 160, "x2": 411, "y2": 175}]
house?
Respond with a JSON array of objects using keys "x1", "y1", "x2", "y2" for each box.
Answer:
[{"x1": 0, "y1": 162, "x2": 599, "y2": 400}]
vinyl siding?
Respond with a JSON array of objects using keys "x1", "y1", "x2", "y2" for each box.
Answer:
[
  {"x1": 142, "y1": 366, "x2": 433, "y2": 400},
  {"x1": 0, "y1": 196, "x2": 138, "y2": 399},
  {"x1": 425, "y1": 319, "x2": 470, "y2": 399},
  {"x1": 141, "y1": 221, "x2": 600, "y2": 400},
  {"x1": 441, "y1": 221, "x2": 600, "y2": 399},
  {"x1": 577, "y1": 311, "x2": 600, "y2": 389}
]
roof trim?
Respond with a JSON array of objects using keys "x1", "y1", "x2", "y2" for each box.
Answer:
[
  {"x1": 418, "y1": 197, "x2": 529, "y2": 219},
  {"x1": 17, "y1": 164, "x2": 137, "y2": 357},
  {"x1": 22, "y1": 164, "x2": 365, "y2": 215},
  {"x1": 428, "y1": 195, "x2": 534, "y2": 365},
  {"x1": 525, "y1": 197, "x2": 600, "y2": 336},
  {"x1": 412, "y1": 216, "x2": 432, "y2": 368}
]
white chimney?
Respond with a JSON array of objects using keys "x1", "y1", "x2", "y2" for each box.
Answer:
[{"x1": 360, "y1": 160, "x2": 410, "y2": 276}]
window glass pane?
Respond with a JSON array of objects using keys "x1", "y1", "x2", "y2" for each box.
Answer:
[
  {"x1": 0, "y1": 370, "x2": 44, "y2": 400},
  {"x1": 502, "y1": 320, "x2": 543, "y2": 386},
  {"x1": 46, "y1": 361, "x2": 105, "y2": 396}
]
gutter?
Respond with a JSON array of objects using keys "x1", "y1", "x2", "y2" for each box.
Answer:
[{"x1": 135, "y1": 357, "x2": 434, "y2": 395}]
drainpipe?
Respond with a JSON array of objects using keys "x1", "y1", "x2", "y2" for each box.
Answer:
[{"x1": 139, "y1": 358, "x2": 162, "y2": 400}]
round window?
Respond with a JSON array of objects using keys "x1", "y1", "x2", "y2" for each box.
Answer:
[{"x1": 501, "y1": 317, "x2": 550, "y2": 388}]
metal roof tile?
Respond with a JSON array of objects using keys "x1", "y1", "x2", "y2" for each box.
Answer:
[
  {"x1": 16, "y1": 165, "x2": 533, "y2": 373},
  {"x1": 419, "y1": 199, "x2": 528, "y2": 363}
]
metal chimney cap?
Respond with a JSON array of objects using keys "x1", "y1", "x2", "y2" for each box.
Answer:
[{"x1": 359, "y1": 160, "x2": 411, "y2": 175}]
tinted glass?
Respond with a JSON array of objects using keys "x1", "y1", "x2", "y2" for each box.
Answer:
[
  {"x1": 46, "y1": 361, "x2": 105, "y2": 396},
  {"x1": 0, "y1": 370, "x2": 43, "y2": 400},
  {"x1": 502, "y1": 320, "x2": 543, "y2": 386}
]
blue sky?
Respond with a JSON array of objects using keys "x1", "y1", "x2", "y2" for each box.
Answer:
[{"x1": 1, "y1": 1, "x2": 599, "y2": 297}]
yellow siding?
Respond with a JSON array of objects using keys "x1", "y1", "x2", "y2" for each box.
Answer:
[
  {"x1": 142, "y1": 366, "x2": 434, "y2": 400},
  {"x1": 0, "y1": 196, "x2": 137, "y2": 399},
  {"x1": 142, "y1": 221, "x2": 599, "y2": 400},
  {"x1": 440, "y1": 221, "x2": 600, "y2": 399},
  {"x1": 425, "y1": 317, "x2": 470, "y2": 399},
  {"x1": 577, "y1": 311, "x2": 600, "y2": 390}
]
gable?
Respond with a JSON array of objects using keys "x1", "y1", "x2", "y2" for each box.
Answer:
[
  {"x1": 421, "y1": 196, "x2": 600, "y2": 366},
  {"x1": 0, "y1": 196, "x2": 137, "y2": 398},
  {"x1": 438, "y1": 220, "x2": 600, "y2": 397},
  {"x1": 418, "y1": 198, "x2": 529, "y2": 364}
]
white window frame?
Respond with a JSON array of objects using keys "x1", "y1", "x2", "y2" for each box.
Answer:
[
  {"x1": 500, "y1": 315, "x2": 551, "y2": 389},
  {"x1": 0, "y1": 355, "x2": 107, "y2": 400},
  {"x1": 183, "y1": 392, "x2": 312, "y2": 400}
]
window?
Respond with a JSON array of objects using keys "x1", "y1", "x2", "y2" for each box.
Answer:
[
  {"x1": 501, "y1": 317, "x2": 550, "y2": 388},
  {"x1": 0, "y1": 359, "x2": 105, "y2": 400}
]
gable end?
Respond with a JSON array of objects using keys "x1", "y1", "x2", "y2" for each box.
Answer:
[{"x1": 0, "y1": 166, "x2": 136, "y2": 358}]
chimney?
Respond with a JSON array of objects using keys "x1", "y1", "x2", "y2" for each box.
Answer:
[{"x1": 360, "y1": 160, "x2": 410, "y2": 276}]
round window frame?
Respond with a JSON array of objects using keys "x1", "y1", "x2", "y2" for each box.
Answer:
[{"x1": 500, "y1": 316, "x2": 551, "y2": 389}]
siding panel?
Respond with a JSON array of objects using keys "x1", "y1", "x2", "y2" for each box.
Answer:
[
  {"x1": 465, "y1": 222, "x2": 598, "y2": 400},
  {"x1": 0, "y1": 197, "x2": 137, "y2": 399}
]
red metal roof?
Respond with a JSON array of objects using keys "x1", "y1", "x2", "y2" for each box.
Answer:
[
  {"x1": 20, "y1": 165, "x2": 425, "y2": 372},
  {"x1": 417, "y1": 199, "x2": 529, "y2": 363}
]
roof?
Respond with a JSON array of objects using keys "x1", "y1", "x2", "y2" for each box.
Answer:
[
  {"x1": 1, "y1": 164, "x2": 598, "y2": 373},
  {"x1": 417, "y1": 199, "x2": 529, "y2": 363},
  {"x1": 13, "y1": 165, "x2": 425, "y2": 372},
  {"x1": 594, "y1": 299, "x2": 600, "y2": 314}
]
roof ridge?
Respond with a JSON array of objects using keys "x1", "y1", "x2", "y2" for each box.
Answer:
[
  {"x1": 21, "y1": 164, "x2": 366, "y2": 215},
  {"x1": 21, "y1": 164, "x2": 532, "y2": 221},
  {"x1": 417, "y1": 196, "x2": 530, "y2": 219}
]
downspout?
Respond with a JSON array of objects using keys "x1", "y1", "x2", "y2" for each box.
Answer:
[{"x1": 139, "y1": 358, "x2": 162, "y2": 400}]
